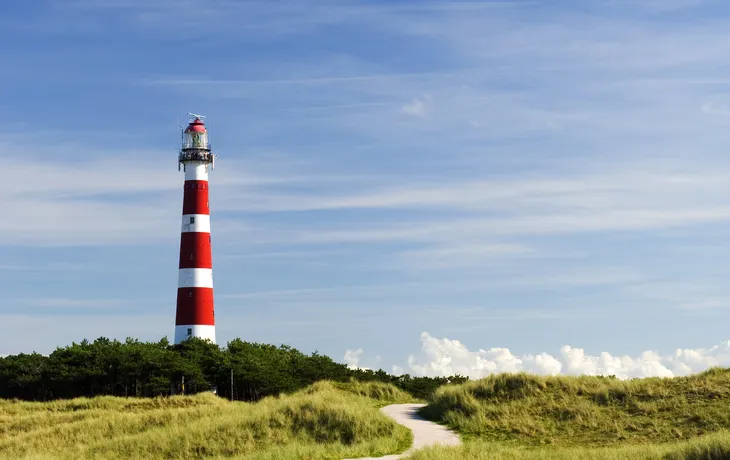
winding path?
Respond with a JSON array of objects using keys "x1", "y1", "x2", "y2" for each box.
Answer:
[{"x1": 344, "y1": 403, "x2": 461, "y2": 460}]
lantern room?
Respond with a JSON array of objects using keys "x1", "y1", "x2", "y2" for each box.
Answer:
[
  {"x1": 182, "y1": 117, "x2": 210, "y2": 151},
  {"x1": 178, "y1": 113, "x2": 214, "y2": 166}
]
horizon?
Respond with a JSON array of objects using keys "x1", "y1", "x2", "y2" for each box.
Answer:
[{"x1": 5, "y1": 0, "x2": 730, "y2": 380}]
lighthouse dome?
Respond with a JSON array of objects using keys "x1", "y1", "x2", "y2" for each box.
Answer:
[{"x1": 185, "y1": 118, "x2": 207, "y2": 133}]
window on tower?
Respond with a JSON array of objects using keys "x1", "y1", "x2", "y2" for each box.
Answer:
[
  {"x1": 187, "y1": 328, "x2": 192, "y2": 336},
  {"x1": 190, "y1": 216, "x2": 195, "y2": 224}
]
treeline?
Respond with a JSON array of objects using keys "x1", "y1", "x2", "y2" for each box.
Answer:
[{"x1": 0, "y1": 337, "x2": 468, "y2": 402}]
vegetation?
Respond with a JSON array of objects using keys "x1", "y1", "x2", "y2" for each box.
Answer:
[
  {"x1": 0, "y1": 380, "x2": 413, "y2": 460},
  {"x1": 412, "y1": 369, "x2": 730, "y2": 459},
  {"x1": 408, "y1": 431, "x2": 730, "y2": 460},
  {"x1": 9, "y1": 338, "x2": 730, "y2": 459},
  {"x1": 333, "y1": 379, "x2": 419, "y2": 406},
  {"x1": 0, "y1": 336, "x2": 467, "y2": 402}
]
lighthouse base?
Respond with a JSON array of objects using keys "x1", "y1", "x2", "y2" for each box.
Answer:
[{"x1": 174, "y1": 324, "x2": 216, "y2": 345}]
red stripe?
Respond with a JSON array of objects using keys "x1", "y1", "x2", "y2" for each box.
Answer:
[
  {"x1": 175, "y1": 288, "x2": 215, "y2": 325},
  {"x1": 182, "y1": 180, "x2": 210, "y2": 215},
  {"x1": 178, "y1": 232, "x2": 212, "y2": 269}
]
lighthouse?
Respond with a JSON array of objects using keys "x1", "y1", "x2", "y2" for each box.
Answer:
[{"x1": 174, "y1": 113, "x2": 216, "y2": 345}]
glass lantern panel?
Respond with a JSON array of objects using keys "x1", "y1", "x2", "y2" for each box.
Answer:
[{"x1": 183, "y1": 131, "x2": 209, "y2": 149}]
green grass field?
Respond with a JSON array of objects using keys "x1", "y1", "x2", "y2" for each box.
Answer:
[
  {"x1": 415, "y1": 368, "x2": 730, "y2": 459},
  {"x1": 407, "y1": 431, "x2": 730, "y2": 459},
  {"x1": 6, "y1": 370, "x2": 730, "y2": 459},
  {"x1": 0, "y1": 380, "x2": 414, "y2": 460}
]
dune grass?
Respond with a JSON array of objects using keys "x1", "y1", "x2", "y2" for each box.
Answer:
[
  {"x1": 0, "y1": 380, "x2": 413, "y2": 460},
  {"x1": 333, "y1": 378, "x2": 421, "y2": 406},
  {"x1": 420, "y1": 368, "x2": 730, "y2": 447},
  {"x1": 411, "y1": 368, "x2": 730, "y2": 459},
  {"x1": 8, "y1": 369, "x2": 730, "y2": 460},
  {"x1": 408, "y1": 431, "x2": 730, "y2": 460}
]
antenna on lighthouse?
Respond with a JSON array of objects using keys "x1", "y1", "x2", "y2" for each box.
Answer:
[
  {"x1": 187, "y1": 112, "x2": 206, "y2": 121},
  {"x1": 177, "y1": 116, "x2": 182, "y2": 171}
]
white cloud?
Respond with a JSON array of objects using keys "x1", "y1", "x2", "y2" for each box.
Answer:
[
  {"x1": 0, "y1": 153, "x2": 180, "y2": 246},
  {"x1": 602, "y1": 0, "x2": 708, "y2": 12},
  {"x1": 622, "y1": 279, "x2": 730, "y2": 311},
  {"x1": 505, "y1": 269, "x2": 647, "y2": 288},
  {"x1": 382, "y1": 332, "x2": 730, "y2": 380},
  {"x1": 523, "y1": 353, "x2": 563, "y2": 376},
  {"x1": 401, "y1": 97, "x2": 428, "y2": 117},
  {"x1": 11, "y1": 1, "x2": 730, "y2": 367},
  {"x1": 16, "y1": 298, "x2": 128, "y2": 309},
  {"x1": 391, "y1": 243, "x2": 532, "y2": 270},
  {"x1": 406, "y1": 333, "x2": 541, "y2": 378},
  {"x1": 344, "y1": 348, "x2": 384, "y2": 371},
  {"x1": 0, "y1": 147, "x2": 294, "y2": 246},
  {"x1": 219, "y1": 282, "x2": 424, "y2": 302},
  {"x1": 38, "y1": 0, "x2": 730, "y2": 262},
  {"x1": 207, "y1": 162, "x2": 730, "y2": 254},
  {"x1": 701, "y1": 102, "x2": 730, "y2": 117},
  {"x1": 315, "y1": 167, "x2": 728, "y2": 214},
  {"x1": 291, "y1": 206, "x2": 730, "y2": 247},
  {"x1": 344, "y1": 348, "x2": 368, "y2": 370},
  {"x1": 0, "y1": 263, "x2": 91, "y2": 271}
]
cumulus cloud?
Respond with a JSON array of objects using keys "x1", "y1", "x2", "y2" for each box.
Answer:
[
  {"x1": 344, "y1": 348, "x2": 384, "y2": 371},
  {"x1": 344, "y1": 348, "x2": 369, "y2": 370},
  {"x1": 378, "y1": 332, "x2": 730, "y2": 380}
]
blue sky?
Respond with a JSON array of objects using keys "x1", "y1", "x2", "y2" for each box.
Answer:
[{"x1": 5, "y1": 0, "x2": 730, "y2": 378}]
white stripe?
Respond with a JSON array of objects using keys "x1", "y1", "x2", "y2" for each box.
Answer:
[
  {"x1": 174, "y1": 325, "x2": 216, "y2": 344},
  {"x1": 178, "y1": 268, "x2": 214, "y2": 288},
  {"x1": 184, "y1": 162, "x2": 209, "y2": 181},
  {"x1": 181, "y1": 214, "x2": 211, "y2": 233}
]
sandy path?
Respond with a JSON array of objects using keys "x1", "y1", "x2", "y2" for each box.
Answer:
[{"x1": 343, "y1": 403, "x2": 461, "y2": 460}]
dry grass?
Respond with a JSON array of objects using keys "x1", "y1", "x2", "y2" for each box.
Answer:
[
  {"x1": 0, "y1": 381, "x2": 413, "y2": 460},
  {"x1": 420, "y1": 368, "x2": 730, "y2": 447},
  {"x1": 333, "y1": 378, "x2": 420, "y2": 406},
  {"x1": 408, "y1": 431, "x2": 730, "y2": 460},
  {"x1": 8, "y1": 369, "x2": 730, "y2": 460},
  {"x1": 411, "y1": 368, "x2": 730, "y2": 459}
]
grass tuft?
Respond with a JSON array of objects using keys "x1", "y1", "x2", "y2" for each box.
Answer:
[
  {"x1": 407, "y1": 432, "x2": 730, "y2": 460},
  {"x1": 421, "y1": 368, "x2": 730, "y2": 447},
  {"x1": 334, "y1": 378, "x2": 419, "y2": 405},
  {"x1": 0, "y1": 380, "x2": 412, "y2": 460}
]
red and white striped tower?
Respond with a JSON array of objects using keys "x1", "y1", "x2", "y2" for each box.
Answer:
[{"x1": 174, "y1": 113, "x2": 216, "y2": 344}]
